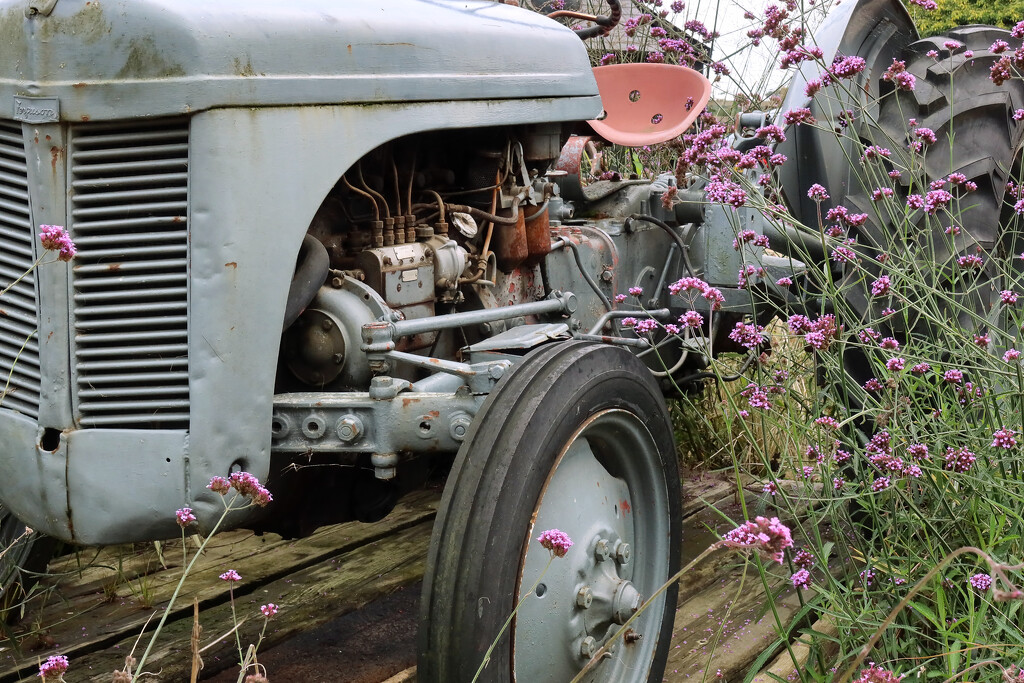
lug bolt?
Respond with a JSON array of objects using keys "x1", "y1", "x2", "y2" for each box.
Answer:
[
  {"x1": 579, "y1": 636, "x2": 598, "y2": 659},
  {"x1": 576, "y1": 586, "x2": 593, "y2": 609},
  {"x1": 594, "y1": 538, "x2": 612, "y2": 561},
  {"x1": 624, "y1": 629, "x2": 643, "y2": 644},
  {"x1": 614, "y1": 541, "x2": 631, "y2": 565}
]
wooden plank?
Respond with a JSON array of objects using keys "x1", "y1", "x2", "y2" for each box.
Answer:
[
  {"x1": 0, "y1": 490, "x2": 439, "y2": 682},
  {"x1": 49, "y1": 521, "x2": 433, "y2": 683}
]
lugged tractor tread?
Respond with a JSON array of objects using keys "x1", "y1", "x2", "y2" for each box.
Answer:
[{"x1": 832, "y1": 26, "x2": 1024, "y2": 390}]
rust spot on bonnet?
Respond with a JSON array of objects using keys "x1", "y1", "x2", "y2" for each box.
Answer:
[
  {"x1": 106, "y1": 263, "x2": 121, "y2": 272},
  {"x1": 80, "y1": 115, "x2": 90, "y2": 122},
  {"x1": 72, "y1": 82, "x2": 88, "y2": 88},
  {"x1": 401, "y1": 397, "x2": 421, "y2": 407},
  {"x1": 50, "y1": 146, "x2": 61, "y2": 172},
  {"x1": 225, "y1": 262, "x2": 237, "y2": 269},
  {"x1": 347, "y1": 44, "x2": 352, "y2": 53},
  {"x1": 620, "y1": 499, "x2": 631, "y2": 514},
  {"x1": 428, "y1": 410, "x2": 439, "y2": 418}
]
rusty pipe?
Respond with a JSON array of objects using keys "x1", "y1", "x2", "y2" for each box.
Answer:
[{"x1": 342, "y1": 176, "x2": 380, "y2": 222}]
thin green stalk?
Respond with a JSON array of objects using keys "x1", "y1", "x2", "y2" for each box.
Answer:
[{"x1": 470, "y1": 554, "x2": 555, "y2": 683}]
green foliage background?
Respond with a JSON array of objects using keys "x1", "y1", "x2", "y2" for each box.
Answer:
[{"x1": 905, "y1": 0, "x2": 1024, "y2": 36}]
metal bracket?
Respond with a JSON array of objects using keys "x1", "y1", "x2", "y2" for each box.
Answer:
[{"x1": 271, "y1": 385, "x2": 482, "y2": 480}]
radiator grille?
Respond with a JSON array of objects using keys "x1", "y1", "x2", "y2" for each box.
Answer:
[
  {"x1": 70, "y1": 121, "x2": 189, "y2": 429},
  {"x1": 0, "y1": 120, "x2": 41, "y2": 419}
]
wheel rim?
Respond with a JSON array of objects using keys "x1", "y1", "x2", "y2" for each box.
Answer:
[{"x1": 512, "y1": 409, "x2": 671, "y2": 682}]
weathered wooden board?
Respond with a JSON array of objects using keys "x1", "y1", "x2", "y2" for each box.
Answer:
[
  {"x1": 0, "y1": 490, "x2": 440, "y2": 682},
  {"x1": 0, "y1": 473, "x2": 834, "y2": 683}
]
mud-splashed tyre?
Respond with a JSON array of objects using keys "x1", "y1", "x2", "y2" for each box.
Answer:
[
  {"x1": 0, "y1": 506, "x2": 56, "y2": 622},
  {"x1": 834, "y1": 25, "x2": 1024, "y2": 388},
  {"x1": 418, "y1": 341, "x2": 682, "y2": 683}
]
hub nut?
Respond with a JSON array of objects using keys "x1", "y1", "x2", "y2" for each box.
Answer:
[
  {"x1": 594, "y1": 538, "x2": 612, "y2": 561},
  {"x1": 579, "y1": 636, "x2": 598, "y2": 659},
  {"x1": 614, "y1": 541, "x2": 631, "y2": 565},
  {"x1": 576, "y1": 586, "x2": 593, "y2": 609}
]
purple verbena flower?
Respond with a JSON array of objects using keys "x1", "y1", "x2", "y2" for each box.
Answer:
[
  {"x1": 721, "y1": 516, "x2": 793, "y2": 563},
  {"x1": 175, "y1": 507, "x2": 196, "y2": 528},
  {"x1": 991, "y1": 428, "x2": 1017, "y2": 449},
  {"x1": 207, "y1": 476, "x2": 231, "y2": 494},
  {"x1": 537, "y1": 529, "x2": 573, "y2": 557},
  {"x1": 855, "y1": 663, "x2": 904, "y2": 683},
  {"x1": 807, "y1": 184, "x2": 829, "y2": 201},
  {"x1": 679, "y1": 310, "x2": 704, "y2": 328},
  {"x1": 39, "y1": 224, "x2": 77, "y2": 262},
  {"x1": 944, "y1": 446, "x2": 976, "y2": 473},
  {"x1": 791, "y1": 568, "x2": 812, "y2": 588},
  {"x1": 38, "y1": 656, "x2": 69, "y2": 680},
  {"x1": 970, "y1": 573, "x2": 993, "y2": 590},
  {"x1": 728, "y1": 321, "x2": 767, "y2": 349},
  {"x1": 220, "y1": 569, "x2": 242, "y2": 582},
  {"x1": 260, "y1": 603, "x2": 279, "y2": 618}
]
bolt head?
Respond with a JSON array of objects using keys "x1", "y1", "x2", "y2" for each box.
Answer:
[
  {"x1": 575, "y1": 586, "x2": 593, "y2": 609},
  {"x1": 321, "y1": 318, "x2": 333, "y2": 330},
  {"x1": 594, "y1": 539, "x2": 612, "y2": 561},
  {"x1": 600, "y1": 270, "x2": 613, "y2": 282},
  {"x1": 614, "y1": 541, "x2": 631, "y2": 565},
  {"x1": 579, "y1": 636, "x2": 598, "y2": 659}
]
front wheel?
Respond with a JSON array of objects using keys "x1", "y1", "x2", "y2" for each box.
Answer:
[{"x1": 418, "y1": 342, "x2": 682, "y2": 683}]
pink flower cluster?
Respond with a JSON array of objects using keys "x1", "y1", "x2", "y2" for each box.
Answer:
[
  {"x1": 208, "y1": 472, "x2": 273, "y2": 506},
  {"x1": 38, "y1": 655, "x2": 69, "y2": 680},
  {"x1": 721, "y1": 516, "x2": 793, "y2": 563},
  {"x1": 969, "y1": 573, "x2": 992, "y2": 590},
  {"x1": 855, "y1": 663, "x2": 904, "y2": 683},
  {"x1": 260, "y1": 603, "x2": 279, "y2": 618},
  {"x1": 39, "y1": 224, "x2": 77, "y2": 262},
  {"x1": 537, "y1": 529, "x2": 573, "y2": 557},
  {"x1": 944, "y1": 446, "x2": 977, "y2": 473},
  {"x1": 220, "y1": 569, "x2": 242, "y2": 582},
  {"x1": 175, "y1": 507, "x2": 196, "y2": 528},
  {"x1": 668, "y1": 276, "x2": 724, "y2": 310}
]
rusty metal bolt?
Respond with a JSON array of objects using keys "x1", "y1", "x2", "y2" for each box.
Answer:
[
  {"x1": 336, "y1": 416, "x2": 363, "y2": 443},
  {"x1": 624, "y1": 629, "x2": 643, "y2": 644},
  {"x1": 600, "y1": 270, "x2": 613, "y2": 282},
  {"x1": 594, "y1": 538, "x2": 612, "y2": 561},
  {"x1": 576, "y1": 586, "x2": 593, "y2": 609},
  {"x1": 579, "y1": 636, "x2": 598, "y2": 659}
]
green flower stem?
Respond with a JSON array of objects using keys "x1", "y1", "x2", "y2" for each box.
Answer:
[
  {"x1": 470, "y1": 554, "x2": 556, "y2": 683},
  {"x1": 570, "y1": 541, "x2": 724, "y2": 683},
  {"x1": 132, "y1": 498, "x2": 244, "y2": 682}
]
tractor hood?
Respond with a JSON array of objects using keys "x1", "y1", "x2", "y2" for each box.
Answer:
[{"x1": 0, "y1": 0, "x2": 600, "y2": 122}]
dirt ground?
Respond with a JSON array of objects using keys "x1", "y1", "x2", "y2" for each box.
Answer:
[{"x1": 203, "y1": 583, "x2": 419, "y2": 683}]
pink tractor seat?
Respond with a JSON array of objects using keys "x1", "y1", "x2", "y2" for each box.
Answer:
[{"x1": 587, "y1": 63, "x2": 712, "y2": 147}]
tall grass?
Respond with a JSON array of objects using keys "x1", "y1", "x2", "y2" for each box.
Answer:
[{"x1": 536, "y1": 1, "x2": 1024, "y2": 680}]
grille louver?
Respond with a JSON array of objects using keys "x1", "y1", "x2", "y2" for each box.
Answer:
[
  {"x1": 0, "y1": 120, "x2": 41, "y2": 419},
  {"x1": 70, "y1": 121, "x2": 190, "y2": 429}
]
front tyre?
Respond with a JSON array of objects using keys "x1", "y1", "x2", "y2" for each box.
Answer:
[{"x1": 418, "y1": 342, "x2": 682, "y2": 683}]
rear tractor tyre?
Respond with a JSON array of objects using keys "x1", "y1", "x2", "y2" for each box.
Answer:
[
  {"x1": 837, "y1": 25, "x2": 1024, "y2": 387},
  {"x1": 418, "y1": 342, "x2": 683, "y2": 683}
]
